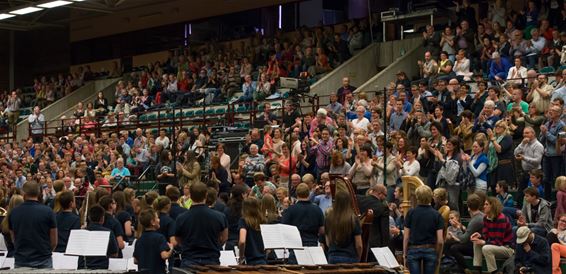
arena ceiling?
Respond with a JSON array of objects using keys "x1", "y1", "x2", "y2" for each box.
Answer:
[{"x1": 0, "y1": 0, "x2": 298, "y2": 32}]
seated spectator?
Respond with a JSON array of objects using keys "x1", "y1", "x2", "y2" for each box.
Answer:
[
  {"x1": 337, "y1": 77, "x2": 356, "y2": 105},
  {"x1": 417, "y1": 51, "x2": 438, "y2": 82},
  {"x1": 507, "y1": 86, "x2": 529, "y2": 114},
  {"x1": 548, "y1": 213, "x2": 566, "y2": 274},
  {"x1": 422, "y1": 25, "x2": 441, "y2": 58},
  {"x1": 489, "y1": 52, "x2": 512, "y2": 82},
  {"x1": 230, "y1": 74, "x2": 255, "y2": 104},
  {"x1": 507, "y1": 57, "x2": 528, "y2": 85},
  {"x1": 470, "y1": 197, "x2": 513, "y2": 274},
  {"x1": 473, "y1": 100, "x2": 501, "y2": 134},
  {"x1": 519, "y1": 187, "x2": 553, "y2": 237},
  {"x1": 525, "y1": 28, "x2": 546, "y2": 69},
  {"x1": 453, "y1": 49, "x2": 473, "y2": 81},
  {"x1": 513, "y1": 226, "x2": 551, "y2": 274}
]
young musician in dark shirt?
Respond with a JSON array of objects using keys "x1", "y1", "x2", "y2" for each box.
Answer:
[
  {"x1": 55, "y1": 190, "x2": 80, "y2": 252},
  {"x1": 134, "y1": 209, "x2": 173, "y2": 274},
  {"x1": 175, "y1": 183, "x2": 228, "y2": 266},
  {"x1": 79, "y1": 205, "x2": 119, "y2": 269},
  {"x1": 238, "y1": 197, "x2": 266, "y2": 265}
]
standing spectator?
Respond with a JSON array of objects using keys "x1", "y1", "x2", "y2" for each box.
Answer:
[
  {"x1": 310, "y1": 127, "x2": 333, "y2": 179},
  {"x1": 5, "y1": 91, "x2": 21, "y2": 130},
  {"x1": 526, "y1": 74, "x2": 553, "y2": 115},
  {"x1": 242, "y1": 144, "x2": 265, "y2": 188},
  {"x1": 8, "y1": 181, "x2": 57, "y2": 268},
  {"x1": 514, "y1": 127, "x2": 544, "y2": 202},
  {"x1": 389, "y1": 99, "x2": 408, "y2": 131},
  {"x1": 174, "y1": 183, "x2": 228, "y2": 266},
  {"x1": 358, "y1": 184, "x2": 390, "y2": 250},
  {"x1": 540, "y1": 105, "x2": 565, "y2": 201},
  {"x1": 422, "y1": 25, "x2": 441, "y2": 58},
  {"x1": 349, "y1": 144, "x2": 375, "y2": 195},
  {"x1": 463, "y1": 140, "x2": 489, "y2": 193},
  {"x1": 417, "y1": 51, "x2": 438, "y2": 82},
  {"x1": 403, "y1": 185, "x2": 444, "y2": 274},
  {"x1": 28, "y1": 106, "x2": 45, "y2": 143},
  {"x1": 336, "y1": 77, "x2": 357, "y2": 105}
]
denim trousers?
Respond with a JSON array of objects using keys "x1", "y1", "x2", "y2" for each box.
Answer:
[
  {"x1": 328, "y1": 255, "x2": 359, "y2": 264},
  {"x1": 407, "y1": 247, "x2": 437, "y2": 274},
  {"x1": 15, "y1": 257, "x2": 53, "y2": 269}
]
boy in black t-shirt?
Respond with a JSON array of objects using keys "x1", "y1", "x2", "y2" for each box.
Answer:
[
  {"x1": 78, "y1": 205, "x2": 119, "y2": 269},
  {"x1": 134, "y1": 209, "x2": 173, "y2": 274},
  {"x1": 55, "y1": 190, "x2": 80, "y2": 252}
]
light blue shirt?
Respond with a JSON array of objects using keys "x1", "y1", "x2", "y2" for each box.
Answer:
[
  {"x1": 310, "y1": 193, "x2": 332, "y2": 215},
  {"x1": 111, "y1": 167, "x2": 131, "y2": 178}
]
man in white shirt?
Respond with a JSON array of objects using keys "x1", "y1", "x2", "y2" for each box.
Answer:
[
  {"x1": 28, "y1": 106, "x2": 45, "y2": 143},
  {"x1": 525, "y1": 28, "x2": 546, "y2": 69},
  {"x1": 507, "y1": 57, "x2": 528, "y2": 85},
  {"x1": 453, "y1": 49, "x2": 473, "y2": 81}
]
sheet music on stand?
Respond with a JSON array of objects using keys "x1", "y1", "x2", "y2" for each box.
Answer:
[
  {"x1": 371, "y1": 247, "x2": 400, "y2": 268},
  {"x1": 52, "y1": 252, "x2": 79, "y2": 270},
  {"x1": 220, "y1": 250, "x2": 238, "y2": 266},
  {"x1": 294, "y1": 246, "x2": 328, "y2": 265},
  {"x1": 260, "y1": 224, "x2": 303, "y2": 250},
  {"x1": 65, "y1": 229, "x2": 110, "y2": 256},
  {"x1": 0, "y1": 251, "x2": 6, "y2": 269}
]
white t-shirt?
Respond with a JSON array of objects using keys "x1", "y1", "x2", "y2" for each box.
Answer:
[
  {"x1": 400, "y1": 160, "x2": 420, "y2": 176},
  {"x1": 351, "y1": 117, "x2": 370, "y2": 131}
]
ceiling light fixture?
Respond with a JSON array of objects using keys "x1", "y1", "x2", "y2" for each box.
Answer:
[
  {"x1": 10, "y1": 7, "x2": 43, "y2": 15},
  {"x1": 38, "y1": 1, "x2": 73, "y2": 8},
  {"x1": 0, "y1": 13, "x2": 15, "y2": 20}
]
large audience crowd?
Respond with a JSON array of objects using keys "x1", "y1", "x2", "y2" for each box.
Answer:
[{"x1": 4, "y1": 1, "x2": 566, "y2": 274}]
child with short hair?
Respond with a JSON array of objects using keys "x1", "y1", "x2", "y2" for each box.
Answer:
[
  {"x1": 133, "y1": 209, "x2": 173, "y2": 274},
  {"x1": 446, "y1": 210, "x2": 465, "y2": 242},
  {"x1": 496, "y1": 181, "x2": 514, "y2": 208},
  {"x1": 528, "y1": 169, "x2": 545, "y2": 198}
]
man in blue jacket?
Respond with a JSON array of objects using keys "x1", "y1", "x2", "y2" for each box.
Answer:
[
  {"x1": 489, "y1": 52, "x2": 511, "y2": 82},
  {"x1": 513, "y1": 226, "x2": 551, "y2": 274}
]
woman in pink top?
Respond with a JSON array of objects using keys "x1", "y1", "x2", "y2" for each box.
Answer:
[{"x1": 555, "y1": 176, "x2": 566, "y2": 223}]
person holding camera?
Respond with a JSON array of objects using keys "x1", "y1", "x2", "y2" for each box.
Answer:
[
  {"x1": 526, "y1": 74, "x2": 553, "y2": 115},
  {"x1": 512, "y1": 226, "x2": 551, "y2": 274}
]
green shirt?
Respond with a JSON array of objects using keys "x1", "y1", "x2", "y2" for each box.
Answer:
[{"x1": 507, "y1": 101, "x2": 529, "y2": 114}]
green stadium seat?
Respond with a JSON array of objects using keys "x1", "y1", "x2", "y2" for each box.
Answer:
[
  {"x1": 205, "y1": 109, "x2": 215, "y2": 115},
  {"x1": 184, "y1": 110, "x2": 194, "y2": 117},
  {"x1": 257, "y1": 104, "x2": 264, "y2": 112},
  {"x1": 540, "y1": 66, "x2": 555, "y2": 74},
  {"x1": 195, "y1": 110, "x2": 204, "y2": 116},
  {"x1": 139, "y1": 114, "x2": 147, "y2": 121},
  {"x1": 215, "y1": 108, "x2": 226, "y2": 114},
  {"x1": 236, "y1": 105, "x2": 248, "y2": 113},
  {"x1": 147, "y1": 114, "x2": 157, "y2": 121}
]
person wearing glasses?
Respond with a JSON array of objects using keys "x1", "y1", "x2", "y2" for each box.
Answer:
[
  {"x1": 487, "y1": 120, "x2": 516, "y2": 193},
  {"x1": 548, "y1": 213, "x2": 566, "y2": 274}
]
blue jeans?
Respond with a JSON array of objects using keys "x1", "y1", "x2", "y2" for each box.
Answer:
[
  {"x1": 15, "y1": 257, "x2": 53, "y2": 269},
  {"x1": 407, "y1": 247, "x2": 437, "y2": 274},
  {"x1": 329, "y1": 255, "x2": 359, "y2": 264}
]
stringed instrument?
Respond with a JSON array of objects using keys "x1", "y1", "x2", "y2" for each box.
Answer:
[{"x1": 328, "y1": 174, "x2": 374, "y2": 262}]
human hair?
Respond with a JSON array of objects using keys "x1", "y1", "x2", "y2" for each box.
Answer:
[
  {"x1": 98, "y1": 195, "x2": 114, "y2": 211},
  {"x1": 296, "y1": 183, "x2": 310, "y2": 198},
  {"x1": 227, "y1": 185, "x2": 245, "y2": 218},
  {"x1": 1, "y1": 194, "x2": 24, "y2": 234},
  {"x1": 466, "y1": 193, "x2": 481, "y2": 211},
  {"x1": 523, "y1": 187, "x2": 540, "y2": 198},
  {"x1": 53, "y1": 180, "x2": 65, "y2": 193},
  {"x1": 433, "y1": 188, "x2": 448, "y2": 205},
  {"x1": 242, "y1": 197, "x2": 265, "y2": 231},
  {"x1": 461, "y1": 110, "x2": 473, "y2": 120},
  {"x1": 449, "y1": 210, "x2": 460, "y2": 219},
  {"x1": 140, "y1": 191, "x2": 159, "y2": 211},
  {"x1": 138, "y1": 208, "x2": 157, "y2": 232},
  {"x1": 88, "y1": 205, "x2": 106, "y2": 223},
  {"x1": 415, "y1": 185, "x2": 433, "y2": 205},
  {"x1": 485, "y1": 197, "x2": 502, "y2": 220},
  {"x1": 530, "y1": 169, "x2": 543, "y2": 179},
  {"x1": 447, "y1": 137, "x2": 461, "y2": 152},
  {"x1": 331, "y1": 150, "x2": 345, "y2": 167},
  {"x1": 58, "y1": 190, "x2": 75, "y2": 210},
  {"x1": 166, "y1": 186, "x2": 181, "y2": 202},
  {"x1": 206, "y1": 187, "x2": 218, "y2": 207},
  {"x1": 325, "y1": 191, "x2": 356, "y2": 246},
  {"x1": 556, "y1": 176, "x2": 566, "y2": 191},
  {"x1": 497, "y1": 181, "x2": 509, "y2": 193},
  {"x1": 261, "y1": 194, "x2": 279, "y2": 224},
  {"x1": 494, "y1": 120, "x2": 510, "y2": 136},
  {"x1": 22, "y1": 180, "x2": 40, "y2": 198},
  {"x1": 153, "y1": 195, "x2": 171, "y2": 212},
  {"x1": 112, "y1": 191, "x2": 127, "y2": 212}
]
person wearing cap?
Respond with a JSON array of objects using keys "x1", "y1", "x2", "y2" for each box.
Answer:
[
  {"x1": 513, "y1": 226, "x2": 551, "y2": 274},
  {"x1": 489, "y1": 51, "x2": 511, "y2": 82},
  {"x1": 309, "y1": 108, "x2": 335, "y2": 137}
]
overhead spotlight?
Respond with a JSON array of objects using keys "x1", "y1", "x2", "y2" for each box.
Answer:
[
  {"x1": 38, "y1": 1, "x2": 73, "y2": 8},
  {"x1": 0, "y1": 13, "x2": 15, "y2": 20},
  {"x1": 10, "y1": 7, "x2": 43, "y2": 15}
]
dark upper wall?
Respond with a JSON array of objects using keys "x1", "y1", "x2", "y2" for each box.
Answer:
[{"x1": 0, "y1": 30, "x2": 9, "y2": 91}]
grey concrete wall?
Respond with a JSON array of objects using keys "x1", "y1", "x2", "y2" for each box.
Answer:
[{"x1": 17, "y1": 78, "x2": 120, "y2": 140}]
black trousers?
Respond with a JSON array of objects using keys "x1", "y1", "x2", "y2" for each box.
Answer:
[{"x1": 446, "y1": 241, "x2": 474, "y2": 270}]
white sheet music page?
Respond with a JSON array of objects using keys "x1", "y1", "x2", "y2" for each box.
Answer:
[
  {"x1": 220, "y1": 250, "x2": 238, "y2": 266},
  {"x1": 260, "y1": 224, "x2": 285, "y2": 249},
  {"x1": 108, "y1": 258, "x2": 128, "y2": 271},
  {"x1": 371, "y1": 247, "x2": 400, "y2": 268},
  {"x1": 52, "y1": 252, "x2": 79, "y2": 270},
  {"x1": 293, "y1": 249, "x2": 314, "y2": 265},
  {"x1": 277, "y1": 224, "x2": 303, "y2": 249},
  {"x1": 306, "y1": 247, "x2": 327, "y2": 265},
  {"x1": 65, "y1": 229, "x2": 110, "y2": 256}
]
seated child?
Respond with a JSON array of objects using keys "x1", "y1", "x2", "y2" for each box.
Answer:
[{"x1": 446, "y1": 210, "x2": 465, "y2": 243}]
